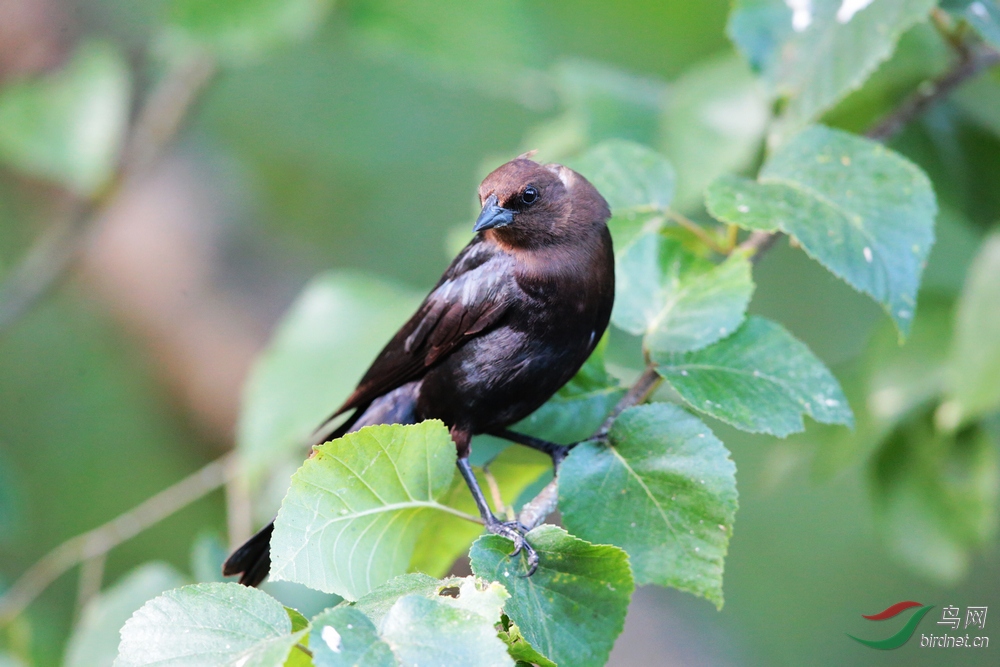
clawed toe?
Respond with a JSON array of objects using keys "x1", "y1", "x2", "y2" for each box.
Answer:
[{"x1": 486, "y1": 520, "x2": 539, "y2": 576}]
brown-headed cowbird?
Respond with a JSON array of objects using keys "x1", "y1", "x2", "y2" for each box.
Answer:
[{"x1": 224, "y1": 154, "x2": 614, "y2": 586}]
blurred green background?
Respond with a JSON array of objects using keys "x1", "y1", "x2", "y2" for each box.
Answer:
[{"x1": 0, "y1": 0, "x2": 998, "y2": 665}]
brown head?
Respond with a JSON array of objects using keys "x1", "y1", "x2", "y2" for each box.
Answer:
[{"x1": 474, "y1": 155, "x2": 611, "y2": 250}]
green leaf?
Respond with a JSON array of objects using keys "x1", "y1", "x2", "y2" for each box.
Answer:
[
  {"x1": 409, "y1": 445, "x2": 549, "y2": 577},
  {"x1": 706, "y1": 125, "x2": 936, "y2": 337},
  {"x1": 497, "y1": 616, "x2": 556, "y2": 667},
  {"x1": 942, "y1": 233, "x2": 1000, "y2": 426},
  {"x1": 513, "y1": 334, "x2": 625, "y2": 443},
  {"x1": 380, "y1": 595, "x2": 514, "y2": 667},
  {"x1": 348, "y1": 573, "x2": 444, "y2": 626},
  {"x1": 470, "y1": 525, "x2": 633, "y2": 667},
  {"x1": 559, "y1": 404, "x2": 737, "y2": 607},
  {"x1": 65, "y1": 563, "x2": 187, "y2": 667},
  {"x1": 573, "y1": 139, "x2": 676, "y2": 212},
  {"x1": 165, "y1": 0, "x2": 334, "y2": 64},
  {"x1": 656, "y1": 316, "x2": 853, "y2": 436},
  {"x1": 270, "y1": 421, "x2": 475, "y2": 600},
  {"x1": 661, "y1": 54, "x2": 769, "y2": 210},
  {"x1": 238, "y1": 272, "x2": 421, "y2": 488},
  {"x1": 872, "y1": 410, "x2": 998, "y2": 583},
  {"x1": 613, "y1": 233, "x2": 754, "y2": 353},
  {"x1": 310, "y1": 607, "x2": 397, "y2": 667},
  {"x1": 728, "y1": 0, "x2": 937, "y2": 138},
  {"x1": 114, "y1": 582, "x2": 305, "y2": 667},
  {"x1": 0, "y1": 41, "x2": 129, "y2": 196},
  {"x1": 945, "y1": 0, "x2": 1000, "y2": 50}
]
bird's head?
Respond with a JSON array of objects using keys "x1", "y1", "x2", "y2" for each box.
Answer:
[{"x1": 475, "y1": 153, "x2": 610, "y2": 249}]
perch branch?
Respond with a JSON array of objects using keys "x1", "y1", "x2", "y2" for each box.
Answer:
[{"x1": 518, "y1": 39, "x2": 1000, "y2": 532}]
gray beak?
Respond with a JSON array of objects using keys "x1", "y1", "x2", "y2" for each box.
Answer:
[{"x1": 473, "y1": 194, "x2": 515, "y2": 232}]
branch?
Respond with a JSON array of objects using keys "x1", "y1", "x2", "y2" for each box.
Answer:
[
  {"x1": 519, "y1": 365, "x2": 661, "y2": 530},
  {"x1": 867, "y1": 45, "x2": 1000, "y2": 142},
  {"x1": 730, "y1": 43, "x2": 1000, "y2": 267},
  {"x1": 518, "y1": 39, "x2": 1000, "y2": 532},
  {"x1": 0, "y1": 53, "x2": 216, "y2": 334},
  {"x1": 0, "y1": 453, "x2": 236, "y2": 625}
]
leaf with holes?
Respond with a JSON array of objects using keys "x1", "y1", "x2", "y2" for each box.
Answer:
[
  {"x1": 559, "y1": 404, "x2": 737, "y2": 607},
  {"x1": 269, "y1": 421, "x2": 478, "y2": 600},
  {"x1": 114, "y1": 583, "x2": 305, "y2": 667},
  {"x1": 573, "y1": 139, "x2": 676, "y2": 212},
  {"x1": 470, "y1": 526, "x2": 633, "y2": 667},
  {"x1": 656, "y1": 316, "x2": 853, "y2": 436},
  {"x1": 613, "y1": 232, "x2": 753, "y2": 353},
  {"x1": 310, "y1": 607, "x2": 397, "y2": 667},
  {"x1": 706, "y1": 125, "x2": 936, "y2": 337}
]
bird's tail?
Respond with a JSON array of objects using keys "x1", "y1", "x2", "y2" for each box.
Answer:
[{"x1": 222, "y1": 521, "x2": 273, "y2": 588}]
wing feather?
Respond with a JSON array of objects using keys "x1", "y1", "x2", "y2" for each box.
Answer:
[{"x1": 334, "y1": 238, "x2": 513, "y2": 417}]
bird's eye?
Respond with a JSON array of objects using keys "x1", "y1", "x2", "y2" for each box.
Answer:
[{"x1": 521, "y1": 186, "x2": 538, "y2": 205}]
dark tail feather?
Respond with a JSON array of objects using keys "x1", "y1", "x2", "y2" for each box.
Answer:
[{"x1": 223, "y1": 521, "x2": 274, "y2": 587}]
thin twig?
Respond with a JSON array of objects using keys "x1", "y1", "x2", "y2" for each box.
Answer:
[
  {"x1": 867, "y1": 45, "x2": 1000, "y2": 142},
  {"x1": 518, "y1": 364, "x2": 662, "y2": 530},
  {"x1": 732, "y1": 43, "x2": 1000, "y2": 267},
  {"x1": 74, "y1": 553, "x2": 106, "y2": 619},
  {"x1": 0, "y1": 53, "x2": 216, "y2": 335},
  {"x1": 518, "y1": 37, "x2": 1000, "y2": 531},
  {"x1": 0, "y1": 453, "x2": 234, "y2": 625},
  {"x1": 665, "y1": 210, "x2": 729, "y2": 254}
]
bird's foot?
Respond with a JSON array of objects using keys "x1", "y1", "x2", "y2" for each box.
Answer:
[{"x1": 485, "y1": 517, "x2": 539, "y2": 576}]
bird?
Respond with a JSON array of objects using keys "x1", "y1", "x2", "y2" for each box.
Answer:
[{"x1": 224, "y1": 152, "x2": 614, "y2": 587}]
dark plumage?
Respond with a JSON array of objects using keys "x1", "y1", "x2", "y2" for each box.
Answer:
[{"x1": 224, "y1": 155, "x2": 614, "y2": 586}]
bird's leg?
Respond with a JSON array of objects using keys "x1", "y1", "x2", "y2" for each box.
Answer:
[
  {"x1": 452, "y1": 427, "x2": 539, "y2": 575},
  {"x1": 490, "y1": 428, "x2": 571, "y2": 471}
]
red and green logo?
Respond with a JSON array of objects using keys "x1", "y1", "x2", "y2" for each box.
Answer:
[{"x1": 848, "y1": 601, "x2": 935, "y2": 650}]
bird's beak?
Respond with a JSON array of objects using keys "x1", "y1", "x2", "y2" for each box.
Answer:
[{"x1": 473, "y1": 194, "x2": 515, "y2": 232}]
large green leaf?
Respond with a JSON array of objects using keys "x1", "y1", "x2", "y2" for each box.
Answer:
[
  {"x1": 114, "y1": 583, "x2": 305, "y2": 667},
  {"x1": 661, "y1": 54, "x2": 769, "y2": 210},
  {"x1": 66, "y1": 563, "x2": 187, "y2": 667},
  {"x1": 942, "y1": 233, "x2": 1000, "y2": 426},
  {"x1": 728, "y1": 0, "x2": 937, "y2": 138},
  {"x1": 380, "y1": 595, "x2": 514, "y2": 667},
  {"x1": 470, "y1": 526, "x2": 633, "y2": 667},
  {"x1": 314, "y1": 576, "x2": 513, "y2": 666},
  {"x1": 572, "y1": 139, "x2": 676, "y2": 212},
  {"x1": 409, "y1": 446, "x2": 549, "y2": 577},
  {"x1": 559, "y1": 404, "x2": 737, "y2": 607},
  {"x1": 655, "y1": 316, "x2": 853, "y2": 437},
  {"x1": 237, "y1": 272, "x2": 421, "y2": 488},
  {"x1": 270, "y1": 421, "x2": 477, "y2": 600},
  {"x1": 0, "y1": 41, "x2": 129, "y2": 196},
  {"x1": 613, "y1": 233, "x2": 754, "y2": 353},
  {"x1": 706, "y1": 125, "x2": 936, "y2": 337},
  {"x1": 310, "y1": 607, "x2": 397, "y2": 667},
  {"x1": 165, "y1": 0, "x2": 334, "y2": 64}
]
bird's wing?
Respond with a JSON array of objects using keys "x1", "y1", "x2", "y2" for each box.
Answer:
[{"x1": 335, "y1": 237, "x2": 513, "y2": 417}]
